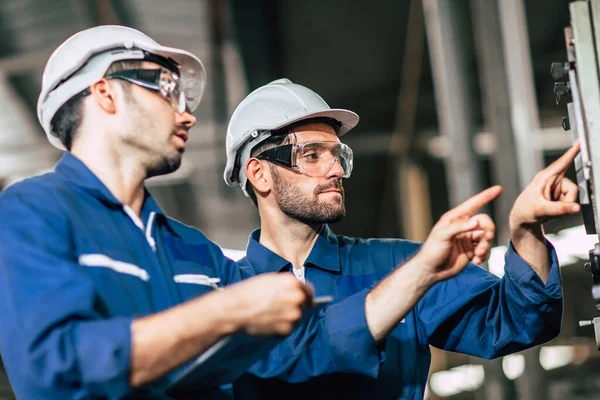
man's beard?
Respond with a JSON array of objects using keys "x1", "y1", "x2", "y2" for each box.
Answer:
[
  {"x1": 271, "y1": 166, "x2": 346, "y2": 225},
  {"x1": 121, "y1": 91, "x2": 185, "y2": 178},
  {"x1": 146, "y1": 149, "x2": 182, "y2": 178},
  {"x1": 131, "y1": 125, "x2": 185, "y2": 178}
]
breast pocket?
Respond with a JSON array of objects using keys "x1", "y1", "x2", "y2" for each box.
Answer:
[
  {"x1": 77, "y1": 253, "x2": 153, "y2": 316},
  {"x1": 171, "y1": 260, "x2": 222, "y2": 301}
]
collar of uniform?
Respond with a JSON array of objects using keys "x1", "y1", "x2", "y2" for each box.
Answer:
[
  {"x1": 246, "y1": 228, "x2": 291, "y2": 274},
  {"x1": 139, "y1": 192, "x2": 182, "y2": 237},
  {"x1": 55, "y1": 152, "x2": 174, "y2": 230},
  {"x1": 304, "y1": 225, "x2": 341, "y2": 273},
  {"x1": 246, "y1": 225, "x2": 341, "y2": 274},
  {"x1": 140, "y1": 189, "x2": 168, "y2": 224},
  {"x1": 56, "y1": 152, "x2": 123, "y2": 207}
]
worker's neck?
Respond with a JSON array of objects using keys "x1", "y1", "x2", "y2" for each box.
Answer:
[
  {"x1": 71, "y1": 138, "x2": 147, "y2": 216},
  {"x1": 259, "y1": 207, "x2": 322, "y2": 271}
]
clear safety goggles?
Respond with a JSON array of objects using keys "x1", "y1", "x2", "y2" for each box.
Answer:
[
  {"x1": 105, "y1": 68, "x2": 187, "y2": 114},
  {"x1": 256, "y1": 141, "x2": 354, "y2": 178}
]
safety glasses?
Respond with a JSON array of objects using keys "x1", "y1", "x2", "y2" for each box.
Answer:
[
  {"x1": 105, "y1": 68, "x2": 187, "y2": 114},
  {"x1": 256, "y1": 141, "x2": 353, "y2": 178}
]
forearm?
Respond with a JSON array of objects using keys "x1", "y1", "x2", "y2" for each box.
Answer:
[
  {"x1": 509, "y1": 222, "x2": 551, "y2": 284},
  {"x1": 130, "y1": 289, "x2": 246, "y2": 387},
  {"x1": 365, "y1": 255, "x2": 434, "y2": 341},
  {"x1": 423, "y1": 259, "x2": 562, "y2": 358}
]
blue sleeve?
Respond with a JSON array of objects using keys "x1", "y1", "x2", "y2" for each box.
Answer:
[
  {"x1": 247, "y1": 288, "x2": 382, "y2": 382},
  {"x1": 0, "y1": 184, "x2": 134, "y2": 399},
  {"x1": 415, "y1": 240, "x2": 562, "y2": 359}
]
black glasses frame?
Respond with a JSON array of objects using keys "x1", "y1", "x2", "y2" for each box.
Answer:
[
  {"x1": 105, "y1": 69, "x2": 164, "y2": 91},
  {"x1": 79, "y1": 68, "x2": 165, "y2": 97},
  {"x1": 255, "y1": 144, "x2": 295, "y2": 169}
]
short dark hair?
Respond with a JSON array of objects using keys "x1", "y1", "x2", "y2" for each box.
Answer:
[
  {"x1": 49, "y1": 60, "x2": 143, "y2": 150},
  {"x1": 246, "y1": 132, "x2": 295, "y2": 207}
]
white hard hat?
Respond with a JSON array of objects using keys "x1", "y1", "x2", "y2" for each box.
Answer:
[
  {"x1": 37, "y1": 25, "x2": 206, "y2": 150},
  {"x1": 223, "y1": 78, "x2": 359, "y2": 196}
]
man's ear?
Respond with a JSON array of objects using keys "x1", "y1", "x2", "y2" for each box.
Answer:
[
  {"x1": 246, "y1": 158, "x2": 272, "y2": 196},
  {"x1": 89, "y1": 78, "x2": 117, "y2": 114}
]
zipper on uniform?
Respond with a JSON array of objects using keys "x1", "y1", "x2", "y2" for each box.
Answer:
[{"x1": 123, "y1": 205, "x2": 157, "y2": 252}]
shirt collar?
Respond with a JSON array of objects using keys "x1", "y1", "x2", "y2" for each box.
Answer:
[
  {"x1": 245, "y1": 225, "x2": 341, "y2": 274},
  {"x1": 305, "y1": 225, "x2": 341, "y2": 272},
  {"x1": 56, "y1": 152, "x2": 122, "y2": 207},
  {"x1": 55, "y1": 152, "x2": 173, "y2": 229}
]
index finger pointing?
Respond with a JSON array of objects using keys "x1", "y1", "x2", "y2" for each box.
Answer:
[
  {"x1": 547, "y1": 141, "x2": 580, "y2": 175},
  {"x1": 443, "y1": 185, "x2": 503, "y2": 220}
]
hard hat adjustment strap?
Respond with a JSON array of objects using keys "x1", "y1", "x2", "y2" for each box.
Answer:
[{"x1": 141, "y1": 51, "x2": 180, "y2": 74}]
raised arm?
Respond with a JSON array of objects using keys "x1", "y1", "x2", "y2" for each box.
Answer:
[
  {"x1": 366, "y1": 186, "x2": 502, "y2": 340},
  {"x1": 508, "y1": 142, "x2": 580, "y2": 283}
]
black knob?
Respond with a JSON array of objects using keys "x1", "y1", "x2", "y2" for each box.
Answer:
[
  {"x1": 554, "y1": 82, "x2": 571, "y2": 104},
  {"x1": 551, "y1": 62, "x2": 569, "y2": 80}
]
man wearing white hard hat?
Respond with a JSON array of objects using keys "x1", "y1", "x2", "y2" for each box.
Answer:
[
  {"x1": 0, "y1": 27, "x2": 381, "y2": 399},
  {"x1": 224, "y1": 79, "x2": 580, "y2": 399}
]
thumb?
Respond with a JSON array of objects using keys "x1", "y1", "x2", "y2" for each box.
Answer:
[
  {"x1": 435, "y1": 218, "x2": 479, "y2": 241},
  {"x1": 538, "y1": 200, "x2": 580, "y2": 217}
]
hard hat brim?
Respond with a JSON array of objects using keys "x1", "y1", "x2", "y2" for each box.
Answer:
[
  {"x1": 148, "y1": 44, "x2": 206, "y2": 114},
  {"x1": 265, "y1": 108, "x2": 359, "y2": 137}
]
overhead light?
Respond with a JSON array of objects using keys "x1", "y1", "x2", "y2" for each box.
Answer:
[
  {"x1": 222, "y1": 248, "x2": 246, "y2": 261},
  {"x1": 502, "y1": 354, "x2": 525, "y2": 380},
  {"x1": 488, "y1": 224, "x2": 596, "y2": 278},
  {"x1": 539, "y1": 346, "x2": 574, "y2": 370},
  {"x1": 429, "y1": 365, "x2": 485, "y2": 397}
]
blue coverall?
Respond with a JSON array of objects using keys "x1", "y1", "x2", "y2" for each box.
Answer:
[
  {"x1": 0, "y1": 153, "x2": 381, "y2": 399},
  {"x1": 235, "y1": 225, "x2": 563, "y2": 399}
]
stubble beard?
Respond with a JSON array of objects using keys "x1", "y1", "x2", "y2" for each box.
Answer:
[
  {"x1": 271, "y1": 166, "x2": 346, "y2": 225},
  {"x1": 123, "y1": 97, "x2": 184, "y2": 178},
  {"x1": 146, "y1": 142, "x2": 183, "y2": 178}
]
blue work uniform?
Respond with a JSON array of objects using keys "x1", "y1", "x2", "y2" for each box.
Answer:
[
  {"x1": 0, "y1": 153, "x2": 381, "y2": 399},
  {"x1": 235, "y1": 226, "x2": 563, "y2": 399}
]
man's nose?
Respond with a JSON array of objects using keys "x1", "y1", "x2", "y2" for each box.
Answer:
[
  {"x1": 176, "y1": 110, "x2": 196, "y2": 129},
  {"x1": 325, "y1": 157, "x2": 345, "y2": 178}
]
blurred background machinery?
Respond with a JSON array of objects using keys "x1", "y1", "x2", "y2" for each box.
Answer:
[{"x1": 0, "y1": 0, "x2": 596, "y2": 399}]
